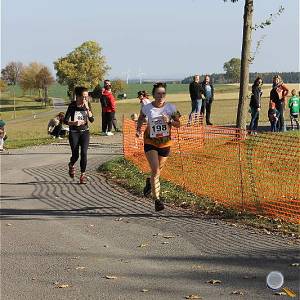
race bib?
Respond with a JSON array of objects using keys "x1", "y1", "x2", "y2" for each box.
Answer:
[
  {"x1": 150, "y1": 117, "x2": 169, "y2": 138},
  {"x1": 74, "y1": 111, "x2": 87, "y2": 122}
]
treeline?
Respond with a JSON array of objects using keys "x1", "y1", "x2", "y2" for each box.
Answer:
[{"x1": 182, "y1": 72, "x2": 300, "y2": 84}]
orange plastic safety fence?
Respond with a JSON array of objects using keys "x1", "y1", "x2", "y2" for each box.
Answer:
[{"x1": 123, "y1": 116, "x2": 300, "y2": 224}]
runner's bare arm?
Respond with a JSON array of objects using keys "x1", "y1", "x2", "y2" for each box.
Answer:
[{"x1": 136, "y1": 110, "x2": 146, "y2": 137}]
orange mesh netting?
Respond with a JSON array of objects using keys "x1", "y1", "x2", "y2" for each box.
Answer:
[{"x1": 123, "y1": 116, "x2": 300, "y2": 224}]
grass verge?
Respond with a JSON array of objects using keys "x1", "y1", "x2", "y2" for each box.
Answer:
[{"x1": 99, "y1": 157, "x2": 299, "y2": 238}]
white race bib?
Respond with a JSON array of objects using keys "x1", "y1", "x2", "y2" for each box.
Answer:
[
  {"x1": 150, "y1": 117, "x2": 169, "y2": 138},
  {"x1": 74, "y1": 111, "x2": 87, "y2": 122}
]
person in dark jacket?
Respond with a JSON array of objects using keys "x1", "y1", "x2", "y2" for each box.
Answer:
[
  {"x1": 201, "y1": 75, "x2": 214, "y2": 125},
  {"x1": 189, "y1": 75, "x2": 205, "y2": 118},
  {"x1": 270, "y1": 75, "x2": 289, "y2": 132},
  {"x1": 249, "y1": 77, "x2": 263, "y2": 133},
  {"x1": 64, "y1": 86, "x2": 94, "y2": 184}
]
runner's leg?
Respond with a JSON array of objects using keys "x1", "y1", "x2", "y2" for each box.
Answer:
[
  {"x1": 145, "y1": 150, "x2": 160, "y2": 200},
  {"x1": 69, "y1": 131, "x2": 80, "y2": 166}
]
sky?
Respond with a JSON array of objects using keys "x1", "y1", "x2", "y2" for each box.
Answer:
[{"x1": 1, "y1": 0, "x2": 299, "y2": 80}]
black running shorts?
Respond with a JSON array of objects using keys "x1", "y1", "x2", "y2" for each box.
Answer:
[{"x1": 144, "y1": 144, "x2": 170, "y2": 157}]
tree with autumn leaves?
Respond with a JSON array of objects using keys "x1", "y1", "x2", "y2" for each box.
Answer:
[{"x1": 54, "y1": 41, "x2": 109, "y2": 99}]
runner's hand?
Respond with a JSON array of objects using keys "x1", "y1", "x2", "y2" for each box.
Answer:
[
  {"x1": 75, "y1": 120, "x2": 85, "y2": 126},
  {"x1": 83, "y1": 100, "x2": 89, "y2": 110}
]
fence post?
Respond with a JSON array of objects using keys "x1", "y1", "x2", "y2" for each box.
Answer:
[{"x1": 176, "y1": 127, "x2": 186, "y2": 189}]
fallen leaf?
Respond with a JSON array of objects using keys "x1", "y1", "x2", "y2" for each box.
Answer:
[
  {"x1": 282, "y1": 287, "x2": 297, "y2": 297},
  {"x1": 6, "y1": 223, "x2": 12, "y2": 226},
  {"x1": 206, "y1": 279, "x2": 222, "y2": 284},
  {"x1": 192, "y1": 265, "x2": 202, "y2": 269},
  {"x1": 291, "y1": 263, "x2": 300, "y2": 267},
  {"x1": 264, "y1": 229, "x2": 271, "y2": 235},
  {"x1": 31, "y1": 277, "x2": 36, "y2": 280},
  {"x1": 274, "y1": 291, "x2": 287, "y2": 296},
  {"x1": 89, "y1": 224, "x2": 95, "y2": 227},
  {"x1": 141, "y1": 289, "x2": 149, "y2": 293},
  {"x1": 115, "y1": 218, "x2": 123, "y2": 221},
  {"x1": 243, "y1": 275, "x2": 256, "y2": 279},
  {"x1": 105, "y1": 275, "x2": 117, "y2": 280},
  {"x1": 162, "y1": 241, "x2": 169, "y2": 245},
  {"x1": 163, "y1": 235, "x2": 176, "y2": 239},
  {"x1": 231, "y1": 290, "x2": 244, "y2": 295},
  {"x1": 138, "y1": 243, "x2": 148, "y2": 248},
  {"x1": 230, "y1": 223, "x2": 237, "y2": 227},
  {"x1": 153, "y1": 233, "x2": 163, "y2": 237},
  {"x1": 180, "y1": 202, "x2": 189, "y2": 208},
  {"x1": 185, "y1": 295, "x2": 202, "y2": 299},
  {"x1": 75, "y1": 266, "x2": 85, "y2": 270},
  {"x1": 57, "y1": 284, "x2": 70, "y2": 288}
]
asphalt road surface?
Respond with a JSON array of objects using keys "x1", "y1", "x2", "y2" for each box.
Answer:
[{"x1": 1, "y1": 136, "x2": 299, "y2": 300}]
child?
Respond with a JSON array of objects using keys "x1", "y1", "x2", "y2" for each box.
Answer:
[
  {"x1": 0, "y1": 120, "x2": 7, "y2": 151},
  {"x1": 268, "y1": 102, "x2": 278, "y2": 132},
  {"x1": 288, "y1": 89, "x2": 300, "y2": 130}
]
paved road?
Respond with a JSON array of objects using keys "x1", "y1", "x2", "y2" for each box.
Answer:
[{"x1": 1, "y1": 136, "x2": 299, "y2": 300}]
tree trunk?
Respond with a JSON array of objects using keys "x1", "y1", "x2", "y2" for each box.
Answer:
[
  {"x1": 236, "y1": 0, "x2": 253, "y2": 130},
  {"x1": 44, "y1": 86, "x2": 48, "y2": 107}
]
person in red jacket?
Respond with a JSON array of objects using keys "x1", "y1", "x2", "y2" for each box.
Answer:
[
  {"x1": 270, "y1": 75, "x2": 289, "y2": 132},
  {"x1": 100, "y1": 79, "x2": 116, "y2": 136}
]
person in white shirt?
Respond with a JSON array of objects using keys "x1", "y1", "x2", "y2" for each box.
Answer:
[{"x1": 136, "y1": 82, "x2": 181, "y2": 211}]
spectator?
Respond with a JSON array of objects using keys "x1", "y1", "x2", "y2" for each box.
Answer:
[
  {"x1": 270, "y1": 75, "x2": 289, "y2": 132},
  {"x1": 201, "y1": 75, "x2": 214, "y2": 125},
  {"x1": 249, "y1": 77, "x2": 263, "y2": 134},
  {"x1": 189, "y1": 75, "x2": 205, "y2": 121},
  {"x1": 137, "y1": 90, "x2": 151, "y2": 108},
  {"x1": 47, "y1": 112, "x2": 66, "y2": 139},
  {"x1": 288, "y1": 89, "x2": 300, "y2": 130},
  {"x1": 268, "y1": 101, "x2": 279, "y2": 132},
  {"x1": 0, "y1": 119, "x2": 7, "y2": 151},
  {"x1": 100, "y1": 80, "x2": 116, "y2": 136}
]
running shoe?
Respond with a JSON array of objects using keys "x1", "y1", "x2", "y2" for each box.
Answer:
[
  {"x1": 106, "y1": 132, "x2": 114, "y2": 136},
  {"x1": 79, "y1": 174, "x2": 87, "y2": 184},
  {"x1": 155, "y1": 199, "x2": 165, "y2": 212},
  {"x1": 100, "y1": 132, "x2": 107, "y2": 136},
  {"x1": 143, "y1": 177, "x2": 151, "y2": 197},
  {"x1": 68, "y1": 162, "x2": 75, "y2": 178}
]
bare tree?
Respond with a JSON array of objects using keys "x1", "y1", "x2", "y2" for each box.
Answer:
[{"x1": 1, "y1": 62, "x2": 23, "y2": 85}]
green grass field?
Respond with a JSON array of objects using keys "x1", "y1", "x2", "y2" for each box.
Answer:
[{"x1": 1, "y1": 83, "x2": 299, "y2": 149}]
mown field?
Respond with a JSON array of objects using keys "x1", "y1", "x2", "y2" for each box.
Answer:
[{"x1": 1, "y1": 83, "x2": 299, "y2": 148}]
